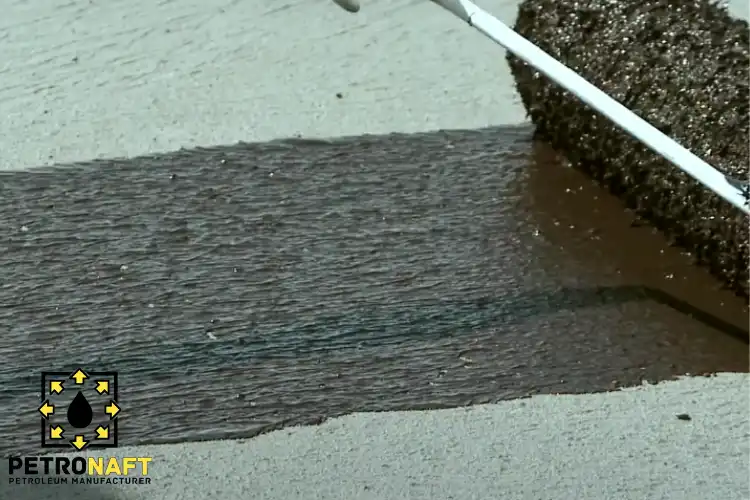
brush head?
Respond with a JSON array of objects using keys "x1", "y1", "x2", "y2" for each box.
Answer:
[
  {"x1": 332, "y1": 0, "x2": 360, "y2": 13},
  {"x1": 507, "y1": 0, "x2": 749, "y2": 296}
]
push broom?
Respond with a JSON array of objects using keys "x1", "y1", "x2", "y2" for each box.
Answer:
[{"x1": 330, "y1": 0, "x2": 750, "y2": 215}]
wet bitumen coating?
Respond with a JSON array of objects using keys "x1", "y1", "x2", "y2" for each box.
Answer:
[
  {"x1": 0, "y1": 127, "x2": 747, "y2": 460},
  {"x1": 508, "y1": 0, "x2": 750, "y2": 296}
]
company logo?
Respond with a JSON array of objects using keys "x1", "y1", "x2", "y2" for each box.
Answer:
[
  {"x1": 39, "y1": 368, "x2": 119, "y2": 450},
  {"x1": 8, "y1": 368, "x2": 152, "y2": 486}
]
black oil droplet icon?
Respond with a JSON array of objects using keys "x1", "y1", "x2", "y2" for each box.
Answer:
[{"x1": 67, "y1": 391, "x2": 93, "y2": 428}]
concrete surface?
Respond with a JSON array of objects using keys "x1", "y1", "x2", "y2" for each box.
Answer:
[
  {"x1": 5, "y1": 374, "x2": 749, "y2": 499},
  {"x1": 1, "y1": 0, "x2": 528, "y2": 170},
  {"x1": 2, "y1": 0, "x2": 749, "y2": 499}
]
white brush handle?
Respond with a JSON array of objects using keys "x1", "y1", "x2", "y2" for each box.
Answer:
[
  {"x1": 328, "y1": 0, "x2": 749, "y2": 215},
  {"x1": 432, "y1": 0, "x2": 749, "y2": 215}
]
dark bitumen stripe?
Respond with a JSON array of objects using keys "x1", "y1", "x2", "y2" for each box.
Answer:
[
  {"x1": 0, "y1": 126, "x2": 746, "y2": 456},
  {"x1": 508, "y1": 0, "x2": 749, "y2": 296}
]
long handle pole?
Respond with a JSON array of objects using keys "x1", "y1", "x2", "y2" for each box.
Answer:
[{"x1": 430, "y1": 0, "x2": 749, "y2": 215}]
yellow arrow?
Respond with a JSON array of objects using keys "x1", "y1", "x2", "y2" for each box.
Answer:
[
  {"x1": 70, "y1": 435, "x2": 87, "y2": 451},
  {"x1": 70, "y1": 369, "x2": 88, "y2": 384},
  {"x1": 50, "y1": 426, "x2": 64, "y2": 439},
  {"x1": 50, "y1": 381, "x2": 64, "y2": 394},
  {"x1": 95, "y1": 380, "x2": 109, "y2": 394},
  {"x1": 38, "y1": 401, "x2": 55, "y2": 418},
  {"x1": 95, "y1": 426, "x2": 109, "y2": 439},
  {"x1": 105, "y1": 401, "x2": 121, "y2": 418}
]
